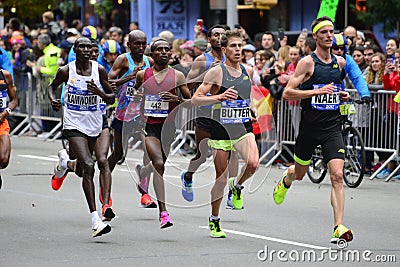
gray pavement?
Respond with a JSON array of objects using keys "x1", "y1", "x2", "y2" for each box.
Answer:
[{"x1": 0, "y1": 137, "x2": 399, "y2": 266}]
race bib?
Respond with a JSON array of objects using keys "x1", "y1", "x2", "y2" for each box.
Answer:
[
  {"x1": 0, "y1": 90, "x2": 7, "y2": 111},
  {"x1": 311, "y1": 84, "x2": 341, "y2": 110},
  {"x1": 143, "y1": 94, "x2": 169, "y2": 117},
  {"x1": 216, "y1": 99, "x2": 250, "y2": 124},
  {"x1": 99, "y1": 98, "x2": 106, "y2": 114},
  {"x1": 66, "y1": 84, "x2": 98, "y2": 112},
  {"x1": 125, "y1": 81, "x2": 136, "y2": 102}
]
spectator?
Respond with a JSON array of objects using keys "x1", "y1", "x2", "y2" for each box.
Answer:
[
  {"x1": 170, "y1": 38, "x2": 186, "y2": 66},
  {"x1": 190, "y1": 38, "x2": 207, "y2": 57},
  {"x1": 242, "y1": 44, "x2": 256, "y2": 66},
  {"x1": 109, "y1": 26, "x2": 126, "y2": 54},
  {"x1": 385, "y1": 38, "x2": 399, "y2": 60},
  {"x1": 274, "y1": 45, "x2": 290, "y2": 75},
  {"x1": 253, "y1": 49, "x2": 274, "y2": 86},
  {"x1": 193, "y1": 24, "x2": 207, "y2": 41},
  {"x1": 277, "y1": 46, "x2": 302, "y2": 86},
  {"x1": 261, "y1": 31, "x2": 278, "y2": 59},
  {"x1": 356, "y1": 31, "x2": 365, "y2": 47},
  {"x1": 302, "y1": 37, "x2": 316, "y2": 56},
  {"x1": 352, "y1": 46, "x2": 368, "y2": 76},
  {"x1": 343, "y1": 25, "x2": 357, "y2": 54},
  {"x1": 129, "y1": 21, "x2": 139, "y2": 31},
  {"x1": 158, "y1": 30, "x2": 175, "y2": 47},
  {"x1": 0, "y1": 39, "x2": 12, "y2": 61}
]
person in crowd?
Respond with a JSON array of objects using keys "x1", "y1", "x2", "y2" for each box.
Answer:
[
  {"x1": 109, "y1": 26, "x2": 126, "y2": 54},
  {"x1": 302, "y1": 36, "x2": 316, "y2": 56},
  {"x1": 242, "y1": 44, "x2": 256, "y2": 67},
  {"x1": 98, "y1": 39, "x2": 121, "y2": 73},
  {"x1": 261, "y1": 31, "x2": 278, "y2": 59},
  {"x1": 190, "y1": 38, "x2": 208, "y2": 57},
  {"x1": 252, "y1": 49, "x2": 274, "y2": 86},
  {"x1": 356, "y1": 31, "x2": 365, "y2": 47},
  {"x1": 343, "y1": 25, "x2": 357, "y2": 55},
  {"x1": 385, "y1": 38, "x2": 399, "y2": 60},
  {"x1": 352, "y1": 46, "x2": 368, "y2": 76}
]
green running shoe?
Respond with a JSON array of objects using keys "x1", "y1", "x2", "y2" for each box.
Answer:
[
  {"x1": 331, "y1": 224, "x2": 353, "y2": 244},
  {"x1": 229, "y1": 178, "x2": 244, "y2": 210},
  {"x1": 273, "y1": 170, "x2": 289, "y2": 205},
  {"x1": 208, "y1": 218, "x2": 226, "y2": 238}
]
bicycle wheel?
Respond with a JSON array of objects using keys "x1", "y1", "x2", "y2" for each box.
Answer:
[
  {"x1": 342, "y1": 126, "x2": 365, "y2": 188},
  {"x1": 307, "y1": 146, "x2": 328, "y2": 183}
]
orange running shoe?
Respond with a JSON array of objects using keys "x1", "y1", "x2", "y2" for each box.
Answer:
[
  {"x1": 51, "y1": 173, "x2": 67, "y2": 191},
  {"x1": 140, "y1": 193, "x2": 157, "y2": 208}
]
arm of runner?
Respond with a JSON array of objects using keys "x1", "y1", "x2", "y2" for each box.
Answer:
[
  {"x1": 88, "y1": 65, "x2": 115, "y2": 105},
  {"x1": 192, "y1": 66, "x2": 237, "y2": 106},
  {"x1": 48, "y1": 66, "x2": 69, "y2": 112},
  {"x1": 283, "y1": 57, "x2": 336, "y2": 100},
  {"x1": 132, "y1": 69, "x2": 145, "y2": 102},
  {"x1": 186, "y1": 55, "x2": 206, "y2": 91}
]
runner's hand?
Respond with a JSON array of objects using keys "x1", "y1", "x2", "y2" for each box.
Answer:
[
  {"x1": 339, "y1": 91, "x2": 350, "y2": 101},
  {"x1": 50, "y1": 99, "x2": 62, "y2": 111},
  {"x1": 219, "y1": 86, "x2": 238, "y2": 101},
  {"x1": 86, "y1": 79, "x2": 102, "y2": 96},
  {"x1": 159, "y1": 92, "x2": 178, "y2": 102},
  {"x1": 315, "y1": 83, "x2": 335, "y2": 95}
]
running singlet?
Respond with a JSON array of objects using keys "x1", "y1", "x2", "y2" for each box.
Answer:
[
  {"x1": 0, "y1": 70, "x2": 8, "y2": 112},
  {"x1": 210, "y1": 64, "x2": 253, "y2": 140},
  {"x1": 197, "y1": 53, "x2": 227, "y2": 124},
  {"x1": 63, "y1": 61, "x2": 103, "y2": 136},
  {"x1": 115, "y1": 54, "x2": 150, "y2": 122},
  {"x1": 140, "y1": 67, "x2": 178, "y2": 124},
  {"x1": 299, "y1": 52, "x2": 342, "y2": 131}
]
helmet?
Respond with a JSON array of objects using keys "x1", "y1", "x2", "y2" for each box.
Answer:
[
  {"x1": 82, "y1": 25, "x2": 98, "y2": 40},
  {"x1": 102, "y1": 39, "x2": 121, "y2": 55},
  {"x1": 332, "y1": 34, "x2": 348, "y2": 53}
]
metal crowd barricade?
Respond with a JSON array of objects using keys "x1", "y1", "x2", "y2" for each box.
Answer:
[
  {"x1": 263, "y1": 88, "x2": 399, "y2": 182},
  {"x1": 170, "y1": 105, "x2": 197, "y2": 155},
  {"x1": 10, "y1": 72, "x2": 62, "y2": 140}
]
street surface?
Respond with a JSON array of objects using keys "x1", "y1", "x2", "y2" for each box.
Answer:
[{"x1": 0, "y1": 137, "x2": 399, "y2": 266}]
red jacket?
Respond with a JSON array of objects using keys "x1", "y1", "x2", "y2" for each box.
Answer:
[{"x1": 382, "y1": 71, "x2": 400, "y2": 115}]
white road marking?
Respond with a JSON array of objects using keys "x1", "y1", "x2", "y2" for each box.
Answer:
[
  {"x1": 199, "y1": 226, "x2": 328, "y2": 250},
  {"x1": 18, "y1": 154, "x2": 58, "y2": 162}
]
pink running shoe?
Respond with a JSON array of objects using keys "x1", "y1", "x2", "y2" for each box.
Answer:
[{"x1": 159, "y1": 211, "x2": 173, "y2": 229}]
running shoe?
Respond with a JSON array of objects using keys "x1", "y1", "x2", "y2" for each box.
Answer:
[
  {"x1": 376, "y1": 168, "x2": 390, "y2": 179},
  {"x1": 273, "y1": 170, "x2": 289, "y2": 205},
  {"x1": 51, "y1": 173, "x2": 68, "y2": 191},
  {"x1": 92, "y1": 220, "x2": 111, "y2": 237},
  {"x1": 226, "y1": 191, "x2": 244, "y2": 210},
  {"x1": 102, "y1": 204, "x2": 116, "y2": 222},
  {"x1": 228, "y1": 178, "x2": 244, "y2": 209},
  {"x1": 99, "y1": 187, "x2": 113, "y2": 206},
  {"x1": 330, "y1": 224, "x2": 353, "y2": 244},
  {"x1": 159, "y1": 211, "x2": 173, "y2": 229},
  {"x1": 140, "y1": 193, "x2": 157, "y2": 208},
  {"x1": 54, "y1": 149, "x2": 69, "y2": 178},
  {"x1": 181, "y1": 171, "x2": 194, "y2": 202},
  {"x1": 391, "y1": 173, "x2": 400, "y2": 180},
  {"x1": 208, "y1": 218, "x2": 226, "y2": 238}
]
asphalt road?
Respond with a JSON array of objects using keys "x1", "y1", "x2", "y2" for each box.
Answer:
[{"x1": 0, "y1": 137, "x2": 399, "y2": 266}]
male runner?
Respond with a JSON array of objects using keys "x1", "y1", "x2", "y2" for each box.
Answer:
[
  {"x1": 134, "y1": 38, "x2": 191, "y2": 228},
  {"x1": 0, "y1": 69, "x2": 17, "y2": 189},
  {"x1": 107, "y1": 30, "x2": 157, "y2": 208},
  {"x1": 51, "y1": 39, "x2": 115, "y2": 222},
  {"x1": 182, "y1": 24, "x2": 240, "y2": 204},
  {"x1": 192, "y1": 30, "x2": 259, "y2": 237},
  {"x1": 272, "y1": 16, "x2": 354, "y2": 244},
  {"x1": 48, "y1": 37, "x2": 115, "y2": 237}
]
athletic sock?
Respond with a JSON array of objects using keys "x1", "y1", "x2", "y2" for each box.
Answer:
[
  {"x1": 91, "y1": 211, "x2": 101, "y2": 225},
  {"x1": 210, "y1": 215, "x2": 219, "y2": 221},
  {"x1": 184, "y1": 172, "x2": 192, "y2": 182}
]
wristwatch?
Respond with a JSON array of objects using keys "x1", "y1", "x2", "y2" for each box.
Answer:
[{"x1": 5, "y1": 108, "x2": 12, "y2": 114}]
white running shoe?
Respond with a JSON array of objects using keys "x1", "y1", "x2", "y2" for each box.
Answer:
[
  {"x1": 92, "y1": 220, "x2": 111, "y2": 237},
  {"x1": 54, "y1": 149, "x2": 69, "y2": 178}
]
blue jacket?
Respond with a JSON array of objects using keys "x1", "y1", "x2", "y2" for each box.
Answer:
[
  {"x1": 343, "y1": 54, "x2": 370, "y2": 98},
  {"x1": 0, "y1": 47, "x2": 14, "y2": 81}
]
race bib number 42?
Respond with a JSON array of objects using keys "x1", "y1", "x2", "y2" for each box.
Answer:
[
  {"x1": 144, "y1": 94, "x2": 169, "y2": 117},
  {"x1": 217, "y1": 99, "x2": 250, "y2": 124},
  {"x1": 311, "y1": 84, "x2": 341, "y2": 110}
]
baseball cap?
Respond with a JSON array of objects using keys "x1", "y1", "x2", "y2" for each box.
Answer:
[
  {"x1": 180, "y1": 40, "x2": 194, "y2": 50},
  {"x1": 191, "y1": 38, "x2": 207, "y2": 50},
  {"x1": 67, "y1": 28, "x2": 80, "y2": 36},
  {"x1": 243, "y1": 44, "x2": 256, "y2": 52}
]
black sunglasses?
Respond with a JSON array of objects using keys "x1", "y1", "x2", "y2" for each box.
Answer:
[{"x1": 332, "y1": 46, "x2": 345, "y2": 51}]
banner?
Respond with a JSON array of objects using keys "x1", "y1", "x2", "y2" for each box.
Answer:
[{"x1": 317, "y1": 0, "x2": 340, "y2": 22}]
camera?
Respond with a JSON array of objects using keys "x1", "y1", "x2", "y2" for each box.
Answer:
[{"x1": 234, "y1": 24, "x2": 241, "y2": 29}]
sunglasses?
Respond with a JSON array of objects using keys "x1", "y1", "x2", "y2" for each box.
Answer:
[
  {"x1": 364, "y1": 53, "x2": 374, "y2": 56},
  {"x1": 332, "y1": 46, "x2": 345, "y2": 51}
]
